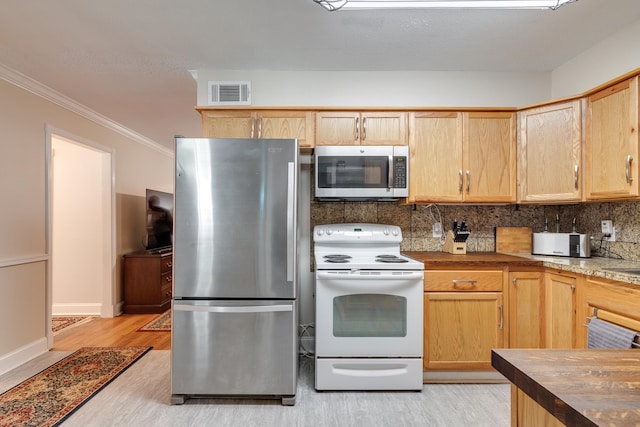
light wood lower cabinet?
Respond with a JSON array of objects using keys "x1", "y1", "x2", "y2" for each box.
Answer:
[
  {"x1": 577, "y1": 277, "x2": 640, "y2": 348},
  {"x1": 423, "y1": 270, "x2": 505, "y2": 371},
  {"x1": 508, "y1": 271, "x2": 545, "y2": 349},
  {"x1": 512, "y1": 386, "x2": 565, "y2": 427},
  {"x1": 545, "y1": 272, "x2": 579, "y2": 349}
]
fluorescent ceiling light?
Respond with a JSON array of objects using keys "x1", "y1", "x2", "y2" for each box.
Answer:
[{"x1": 313, "y1": 0, "x2": 578, "y2": 11}]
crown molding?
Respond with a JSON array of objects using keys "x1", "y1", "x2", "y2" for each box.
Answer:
[{"x1": 0, "y1": 63, "x2": 173, "y2": 157}]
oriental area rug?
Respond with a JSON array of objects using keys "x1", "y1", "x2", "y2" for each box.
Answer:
[
  {"x1": 0, "y1": 346, "x2": 151, "y2": 427},
  {"x1": 137, "y1": 310, "x2": 171, "y2": 332},
  {"x1": 51, "y1": 315, "x2": 95, "y2": 335}
]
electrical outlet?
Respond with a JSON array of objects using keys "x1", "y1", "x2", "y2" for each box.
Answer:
[
  {"x1": 601, "y1": 220, "x2": 616, "y2": 242},
  {"x1": 432, "y1": 222, "x2": 442, "y2": 238}
]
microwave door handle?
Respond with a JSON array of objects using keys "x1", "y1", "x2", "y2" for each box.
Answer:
[{"x1": 388, "y1": 155, "x2": 393, "y2": 189}]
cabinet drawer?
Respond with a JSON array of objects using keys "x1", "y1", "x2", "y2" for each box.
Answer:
[
  {"x1": 161, "y1": 256, "x2": 173, "y2": 274},
  {"x1": 424, "y1": 270, "x2": 503, "y2": 291},
  {"x1": 162, "y1": 271, "x2": 173, "y2": 288},
  {"x1": 161, "y1": 282, "x2": 172, "y2": 301}
]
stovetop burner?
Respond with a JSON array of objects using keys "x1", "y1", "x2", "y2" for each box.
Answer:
[
  {"x1": 323, "y1": 254, "x2": 352, "y2": 263},
  {"x1": 375, "y1": 255, "x2": 409, "y2": 263}
]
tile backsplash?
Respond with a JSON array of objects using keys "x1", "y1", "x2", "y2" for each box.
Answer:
[{"x1": 310, "y1": 200, "x2": 640, "y2": 261}]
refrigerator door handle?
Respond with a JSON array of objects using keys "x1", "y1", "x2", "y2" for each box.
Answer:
[
  {"x1": 173, "y1": 303, "x2": 293, "y2": 313},
  {"x1": 286, "y1": 161, "x2": 295, "y2": 283}
]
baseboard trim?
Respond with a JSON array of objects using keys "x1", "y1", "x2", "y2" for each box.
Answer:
[
  {"x1": 0, "y1": 337, "x2": 48, "y2": 376},
  {"x1": 52, "y1": 303, "x2": 102, "y2": 315},
  {"x1": 423, "y1": 370, "x2": 508, "y2": 384}
]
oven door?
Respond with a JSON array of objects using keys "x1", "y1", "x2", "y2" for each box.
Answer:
[{"x1": 315, "y1": 270, "x2": 423, "y2": 357}]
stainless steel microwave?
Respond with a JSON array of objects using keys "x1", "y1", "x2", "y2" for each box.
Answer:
[{"x1": 314, "y1": 145, "x2": 409, "y2": 200}]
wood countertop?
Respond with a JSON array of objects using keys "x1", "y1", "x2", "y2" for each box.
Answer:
[
  {"x1": 403, "y1": 251, "x2": 543, "y2": 268},
  {"x1": 492, "y1": 348, "x2": 640, "y2": 426}
]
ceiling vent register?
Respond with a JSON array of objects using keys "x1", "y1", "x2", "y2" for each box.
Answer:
[{"x1": 207, "y1": 81, "x2": 251, "y2": 106}]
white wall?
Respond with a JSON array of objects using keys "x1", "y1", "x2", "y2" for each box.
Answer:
[
  {"x1": 0, "y1": 70, "x2": 174, "y2": 374},
  {"x1": 552, "y1": 19, "x2": 640, "y2": 98},
  {"x1": 196, "y1": 70, "x2": 551, "y2": 108}
]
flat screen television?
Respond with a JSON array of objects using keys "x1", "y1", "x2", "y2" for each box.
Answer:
[{"x1": 145, "y1": 189, "x2": 173, "y2": 252}]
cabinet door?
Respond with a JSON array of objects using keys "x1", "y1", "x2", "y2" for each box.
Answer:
[
  {"x1": 518, "y1": 100, "x2": 582, "y2": 203},
  {"x1": 315, "y1": 112, "x2": 360, "y2": 145},
  {"x1": 545, "y1": 273, "x2": 578, "y2": 349},
  {"x1": 463, "y1": 112, "x2": 516, "y2": 203},
  {"x1": 509, "y1": 271, "x2": 544, "y2": 349},
  {"x1": 360, "y1": 112, "x2": 407, "y2": 146},
  {"x1": 579, "y1": 278, "x2": 640, "y2": 348},
  {"x1": 586, "y1": 76, "x2": 639, "y2": 199},
  {"x1": 424, "y1": 292, "x2": 504, "y2": 370},
  {"x1": 409, "y1": 112, "x2": 464, "y2": 203},
  {"x1": 316, "y1": 111, "x2": 407, "y2": 146},
  {"x1": 258, "y1": 111, "x2": 315, "y2": 149},
  {"x1": 201, "y1": 110, "x2": 254, "y2": 138}
]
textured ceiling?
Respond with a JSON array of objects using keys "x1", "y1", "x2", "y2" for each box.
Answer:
[{"x1": 0, "y1": 0, "x2": 639, "y2": 149}]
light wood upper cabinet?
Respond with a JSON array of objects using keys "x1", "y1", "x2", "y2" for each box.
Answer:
[
  {"x1": 409, "y1": 112, "x2": 463, "y2": 203},
  {"x1": 508, "y1": 271, "x2": 545, "y2": 349},
  {"x1": 464, "y1": 112, "x2": 516, "y2": 203},
  {"x1": 408, "y1": 111, "x2": 515, "y2": 203},
  {"x1": 201, "y1": 110, "x2": 254, "y2": 138},
  {"x1": 517, "y1": 100, "x2": 583, "y2": 203},
  {"x1": 315, "y1": 111, "x2": 407, "y2": 146},
  {"x1": 200, "y1": 110, "x2": 315, "y2": 149},
  {"x1": 585, "y1": 76, "x2": 639, "y2": 200}
]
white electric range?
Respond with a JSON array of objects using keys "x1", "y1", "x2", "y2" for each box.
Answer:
[{"x1": 313, "y1": 223, "x2": 424, "y2": 391}]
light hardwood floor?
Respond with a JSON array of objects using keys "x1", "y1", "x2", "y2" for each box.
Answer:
[{"x1": 53, "y1": 313, "x2": 171, "y2": 351}]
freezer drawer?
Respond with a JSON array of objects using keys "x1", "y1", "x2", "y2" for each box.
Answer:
[{"x1": 171, "y1": 300, "x2": 298, "y2": 403}]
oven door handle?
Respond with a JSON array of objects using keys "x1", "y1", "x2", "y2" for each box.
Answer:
[{"x1": 316, "y1": 271, "x2": 424, "y2": 280}]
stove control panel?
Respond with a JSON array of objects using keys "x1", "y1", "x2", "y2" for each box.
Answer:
[{"x1": 314, "y1": 223, "x2": 402, "y2": 243}]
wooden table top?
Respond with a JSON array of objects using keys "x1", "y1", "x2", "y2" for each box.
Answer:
[{"x1": 492, "y1": 348, "x2": 640, "y2": 427}]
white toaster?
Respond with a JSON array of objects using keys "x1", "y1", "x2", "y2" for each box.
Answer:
[{"x1": 532, "y1": 232, "x2": 591, "y2": 258}]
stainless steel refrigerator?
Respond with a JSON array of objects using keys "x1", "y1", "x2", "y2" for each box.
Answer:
[{"x1": 170, "y1": 137, "x2": 299, "y2": 406}]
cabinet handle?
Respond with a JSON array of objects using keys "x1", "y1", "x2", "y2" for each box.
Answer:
[
  {"x1": 466, "y1": 170, "x2": 470, "y2": 193},
  {"x1": 355, "y1": 117, "x2": 360, "y2": 141},
  {"x1": 571, "y1": 284, "x2": 576, "y2": 292},
  {"x1": 499, "y1": 304, "x2": 504, "y2": 329},
  {"x1": 458, "y1": 170, "x2": 463, "y2": 193},
  {"x1": 512, "y1": 278, "x2": 517, "y2": 285},
  {"x1": 257, "y1": 117, "x2": 263, "y2": 138},
  {"x1": 250, "y1": 117, "x2": 255, "y2": 139},
  {"x1": 166, "y1": 262, "x2": 172, "y2": 268},
  {"x1": 166, "y1": 276, "x2": 172, "y2": 282},
  {"x1": 626, "y1": 155, "x2": 633, "y2": 184},
  {"x1": 452, "y1": 279, "x2": 476, "y2": 289},
  {"x1": 574, "y1": 164, "x2": 579, "y2": 190},
  {"x1": 362, "y1": 116, "x2": 367, "y2": 141}
]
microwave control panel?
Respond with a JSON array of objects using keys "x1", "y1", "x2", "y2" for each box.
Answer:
[{"x1": 393, "y1": 157, "x2": 407, "y2": 188}]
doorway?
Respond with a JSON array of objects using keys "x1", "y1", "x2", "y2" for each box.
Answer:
[{"x1": 46, "y1": 127, "x2": 115, "y2": 346}]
